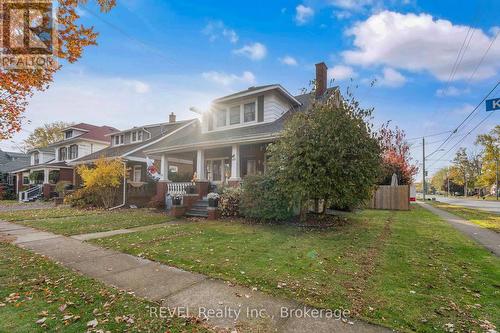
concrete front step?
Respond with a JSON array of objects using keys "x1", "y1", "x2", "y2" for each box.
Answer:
[{"x1": 185, "y1": 211, "x2": 209, "y2": 217}]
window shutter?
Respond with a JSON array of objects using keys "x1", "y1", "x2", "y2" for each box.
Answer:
[{"x1": 257, "y1": 95, "x2": 264, "y2": 122}]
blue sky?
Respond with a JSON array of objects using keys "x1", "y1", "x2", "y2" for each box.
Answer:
[{"x1": 3, "y1": 0, "x2": 500, "y2": 180}]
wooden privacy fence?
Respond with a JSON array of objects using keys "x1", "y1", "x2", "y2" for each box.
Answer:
[{"x1": 368, "y1": 185, "x2": 410, "y2": 211}]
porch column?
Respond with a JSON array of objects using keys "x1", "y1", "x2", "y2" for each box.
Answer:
[
  {"x1": 229, "y1": 144, "x2": 241, "y2": 181},
  {"x1": 43, "y1": 169, "x2": 50, "y2": 184},
  {"x1": 161, "y1": 154, "x2": 170, "y2": 181},
  {"x1": 196, "y1": 149, "x2": 206, "y2": 180}
]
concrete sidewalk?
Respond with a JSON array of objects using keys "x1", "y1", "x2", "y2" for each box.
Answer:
[
  {"x1": 0, "y1": 220, "x2": 391, "y2": 333},
  {"x1": 418, "y1": 202, "x2": 500, "y2": 256}
]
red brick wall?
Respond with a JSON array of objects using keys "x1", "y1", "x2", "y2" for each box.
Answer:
[{"x1": 59, "y1": 168, "x2": 74, "y2": 183}]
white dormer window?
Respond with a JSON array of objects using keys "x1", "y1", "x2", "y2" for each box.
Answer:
[
  {"x1": 131, "y1": 130, "x2": 143, "y2": 143},
  {"x1": 229, "y1": 106, "x2": 240, "y2": 125},
  {"x1": 244, "y1": 102, "x2": 256, "y2": 122},
  {"x1": 33, "y1": 152, "x2": 39, "y2": 165},
  {"x1": 114, "y1": 135, "x2": 124, "y2": 146},
  {"x1": 216, "y1": 109, "x2": 227, "y2": 127},
  {"x1": 212, "y1": 99, "x2": 257, "y2": 130},
  {"x1": 65, "y1": 130, "x2": 73, "y2": 139}
]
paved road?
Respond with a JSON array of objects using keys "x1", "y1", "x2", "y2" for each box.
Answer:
[
  {"x1": 418, "y1": 202, "x2": 500, "y2": 256},
  {"x1": 430, "y1": 196, "x2": 500, "y2": 214}
]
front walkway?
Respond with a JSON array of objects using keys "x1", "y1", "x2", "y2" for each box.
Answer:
[
  {"x1": 418, "y1": 202, "x2": 500, "y2": 256},
  {"x1": 71, "y1": 219, "x2": 192, "y2": 241},
  {"x1": 0, "y1": 201, "x2": 55, "y2": 212},
  {"x1": 0, "y1": 220, "x2": 391, "y2": 333}
]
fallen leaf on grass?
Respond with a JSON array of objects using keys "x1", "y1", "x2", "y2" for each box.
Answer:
[
  {"x1": 36, "y1": 317, "x2": 47, "y2": 325},
  {"x1": 87, "y1": 318, "x2": 98, "y2": 328}
]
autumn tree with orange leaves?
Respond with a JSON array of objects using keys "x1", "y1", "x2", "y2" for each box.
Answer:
[
  {"x1": 378, "y1": 123, "x2": 419, "y2": 185},
  {"x1": 0, "y1": 0, "x2": 116, "y2": 139}
]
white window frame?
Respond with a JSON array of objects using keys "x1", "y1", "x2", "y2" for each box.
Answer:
[
  {"x1": 212, "y1": 98, "x2": 258, "y2": 130},
  {"x1": 69, "y1": 144, "x2": 78, "y2": 160},
  {"x1": 114, "y1": 135, "x2": 124, "y2": 146},
  {"x1": 33, "y1": 152, "x2": 39, "y2": 165},
  {"x1": 65, "y1": 130, "x2": 73, "y2": 139},
  {"x1": 133, "y1": 165, "x2": 142, "y2": 182},
  {"x1": 131, "y1": 130, "x2": 143, "y2": 143}
]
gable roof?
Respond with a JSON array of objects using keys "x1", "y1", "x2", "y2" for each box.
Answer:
[
  {"x1": 213, "y1": 84, "x2": 302, "y2": 106},
  {"x1": 45, "y1": 123, "x2": 119, "y2": 148}
]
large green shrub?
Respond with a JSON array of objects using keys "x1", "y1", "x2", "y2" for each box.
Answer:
[
  {"x1": 240, "y1": 174, "x2": 294, "y2": 222},
  {"x1": 219, "y1": 187, "x2": 242, "y2": 217}
]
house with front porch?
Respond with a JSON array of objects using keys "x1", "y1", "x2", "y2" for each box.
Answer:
[
  {"x1": 70, "y1": 113, "x2": 197, "y2": 206},
  {"x1": 143, "y1": 62, "x2": 340, "y2": 216},
  {"x1": 14, "y1": 123, "x2": 118, "y2": 201}
]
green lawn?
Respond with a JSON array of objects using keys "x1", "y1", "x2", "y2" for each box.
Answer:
[
  {"x1": 91, "y1": 206, "x2": 500, "y2": 332},
  {"x1": 0, "y1": 242, "x2": 210, "y2": 333},
  {"x1": 430, "y1": 201, "x2": 500, "y2": 233},
  {"x1": 0, "y1": 208, "x2": 175, "y2": 236}
]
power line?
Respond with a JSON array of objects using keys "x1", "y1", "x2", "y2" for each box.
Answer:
[
  {"x1": 468, "y1": 29, "x2": 499, "y2": 81},
  {"x1": 426, "y1": 80, "x2": 500, "y2": 158},
  {"x1": 432, "y1": 111, "x2": 495, "y2": 165},
  {"x1": 406, "y1": 130, "x2": 453, "y2": 142}
]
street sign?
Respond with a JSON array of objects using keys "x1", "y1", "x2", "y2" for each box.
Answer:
[{"x1": 486, "y1": 98, "x2": 500, "y2": 112}]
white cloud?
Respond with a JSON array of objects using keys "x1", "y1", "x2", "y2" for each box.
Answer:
[
  {"x1": 122, "y1": 80, "x2": 150, "y2": 94},
  {"x1": 328, "y1": 65, "x2": 357, "y2": 80},
  {"x1": 233, "y1": 43, "x2": 267, "y2": 61},
  {"x1": 202, "y1": 20, "x2": 239, "y2": 43},
  {"x1": 295, "y1": 4, "x2": 314, "y2": 25},
  {"x1": 202, "y1": 71, "x2": 256, "y2": 86},
  {"x1": 342, "y1": 11, "x2": 500, "y2": 81},
  {"x1": 1, "y1": 72, "x2": 223, "y2": 151},
  {"x1": 435, "y1": 86, "x2": 470, "y2": 97},
  {"x1": 376, "y1": 67, "x2": 406, "y2": 87},
  {"x1": 279, "y1": 56, "x2": 298, "y2": 66},
  {"x1": 330, "y1": 0, "x2": 374, "y2": 11}
]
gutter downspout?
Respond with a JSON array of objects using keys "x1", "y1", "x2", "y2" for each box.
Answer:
[{"x1": 109, "y1": 161, "x2": 127, "y2": 210}]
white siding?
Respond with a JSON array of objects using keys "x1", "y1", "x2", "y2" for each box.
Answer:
[{"x1": 264, "y1": 92, "x2": 292, "y2": 123}]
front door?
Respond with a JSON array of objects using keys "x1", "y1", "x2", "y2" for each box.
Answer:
[{"x1": 206, "y1": 158, "x2": 231, "y2": 184}]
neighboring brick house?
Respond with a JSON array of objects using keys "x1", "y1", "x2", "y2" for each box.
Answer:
[
  {"x1": 14, "y1": 123, "x2": 118, "y2": 200},
  {"x1": 70, "y1": 114, "x2": 196, "y2": 206}
]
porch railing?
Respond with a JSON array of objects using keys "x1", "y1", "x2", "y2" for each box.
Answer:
[
  {"x1": 167, "y1": 182, "x2": 193, "y2": 195},
  {"x1": 19, "y1": 185, "x2": 43, "y2": 202}
]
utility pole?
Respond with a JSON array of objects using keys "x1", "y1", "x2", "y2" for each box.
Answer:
[
  {"x1": 422, "y1": 137, "x2": 426, "y2": 200},
  {"x1": 447, "y1": 170, "x2": 450, "y2": 197},
  {"x1": 496, "y1": 157, "x2": 499, "y2": 201}
]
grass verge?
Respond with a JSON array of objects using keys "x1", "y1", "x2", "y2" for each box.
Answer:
[
  {"x1": 429, "y1": 200, "x2": 500, "y2": 233},
  {"x1": 91, "y1": 206, "x2": 500, "y2": 332},
  {"x1": 0, "y1": 242, "x2": 210, "y2": 333},
  {"x1": 0, "y1": 208, "x2": 175, "y2": 236}
]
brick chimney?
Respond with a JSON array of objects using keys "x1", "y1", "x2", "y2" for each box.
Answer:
[
  {"x1": 169, "y1": 112, "x2": 176, "y2": 123},
  {"x1": 315, "y1": 62, "x2": 328, "y2": 98}
]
